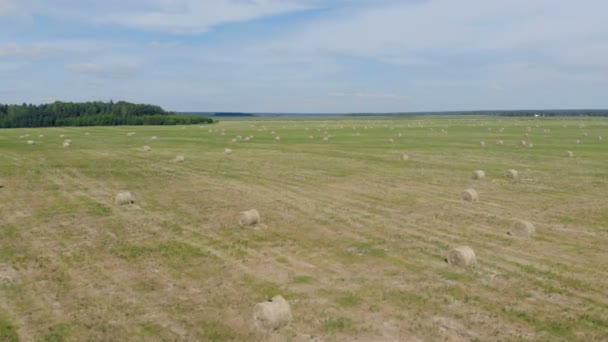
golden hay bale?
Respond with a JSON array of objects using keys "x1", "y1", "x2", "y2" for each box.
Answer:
[
  {"x1": 150, "y1": 136, "x2": 158, "y2": 140},
  {"x1": 446, "y1": 246, "x2": 476, "y2": 267},
  {"x1": 510, "y1": 220, "x2": 535, "y2": 238},
  {"x1": 253, "y1": 295, "x2": 292, "y2": 332},
  {"x1": 127, "y1": 132, "x2": 135, "y2": 136},
  {"x1": 401, "y1": 153, "x2": 409, "y2": 161},
  {"x1": 323, "y1": 136, "x2": 329, "y2": 141},
  {"x1": 480, "y1": 141, "x2": 486, "y2": 147},
  {"x1": 528, "y1": 143, "x2": 534, "y2": 148},
  {"x1": 39, "y1": 134, "x2": 44, "y2": 138},
  {"x1": 471, "y1": 170, "x2": 485, "y2": 180},
  {"x1": 576, "y1": 139, "x2": 581, "y2": 144},
  {"x1": 599, "y1": 136, "x2": 603, "y2": 141},
  {"x1": 175, "y1": 155, "x2": 185, "y2": 162},
  {"x1": 26, "y1": 140, "x2": 35, "y2": 145},
  {"x1": 461, "y1": 189, "x2": 479, "y2": 202},
  {"x1": 239, "y1": 209, "x2": 260, "y2": 226},
  {"x1": 85, "y1": 132, "x2": 90, "y2": 136},
  {"x1": 505, "y1": 169, "x2": 518, "y2": 179},
  {"x1": 59, "y1": 134, "x2": 65, "y2": 138},
  {"x1": 224, "y1": 148, "x2": 233, "y2": 155},
  {"x1": 388, "y1": 138, "x2": 394, "y2": 144},
  {"x1": 564, "y1": 150, "x2": 573, "y2": 158},
  {"x1": 308, "y1": 135, "x2": 314, "y2": 139},
  {"x1": 275, "y1": 136, "x2": 281, "y2": 141},
  {"x1": 520, "y1": 140, "x2": 527, "y2": 146},
  {"x1": 62, "y1": 141, "x2": 71, "y2": 148},
  {"x1": 496, "y1": 140, "x2": 504, "y2": 145},
  {"x1": 115, "y1": 191, "x2": 135, "y2": 205},
  {"x1": 142, "y1": 145, "x2": 152, "y2": 152}
]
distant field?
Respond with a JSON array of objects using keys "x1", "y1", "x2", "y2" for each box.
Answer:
[{"x1": 1, "y1": 116, "x2": 607, "y2": 341}]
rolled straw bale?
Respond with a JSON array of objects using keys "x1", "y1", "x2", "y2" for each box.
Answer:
[
  {"x1": 224, "y1": 148, "x2": 233, "y2": 155},
  {"x1": 275, "y1": 136, "x2": 281, "y2": 141},
  {"x1": 520, "y1": 140, "x2": 527, "y2": 146},
  {"x1": 115, "y1": 191, "x2": 135, "y2": 205},
  {"x1": 505, "y1": 169, "x2": 518, "y2": 179},
  {"x1": 564, "y1": 151, "x2": 573, "y2": 158},
  {"x1": 142, "y1": 145, "x2": 152, "y2": 152},
  {"x1": 496, "y1": 140, "x2": 504, "y2": 145},
  {"x1": 461, "y1": 189, "x2": 479, "y2": 202},
  {"x1": 471, "y1": 170, "x2": 485, "y2": 180},
  {"x1": 401, "y1": 153, "x2": 409, "y2": 161},
  {"x1": 446, "y1": 246, "x2": 476, "y2": 267},
  {"x1": 175, "y1": 155, "x2": 185, "y2": 162},
  {"x1": 26, "y1": 140, "x2": 34, "y2": 145},
  {"x1": 63, "y1": 140, "x2": 71, "y2": 148},
  {"x1": 510, "y1": 220, "x2": 535, "y2": 238},
  {"x1": 239, "y1": 209, "x2": 260, "y2": 226},
  {"x1": 480, "y1": 141, "x2": 486, "y2": 147},
  {"x1": 253, "y1": 295, "x2": 292, "y2": 331}
]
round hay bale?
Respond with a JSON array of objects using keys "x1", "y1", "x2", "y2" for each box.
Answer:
[
  {"x1": 253, "y1": 295, "x2": 292, "y2": 332},
  {"x1": 388, "y1": 138, "x2": 394, "y2": 144},
  {"x1": 576, "y1": 139, "x2": 581, "y2": 144},
  {"x1": 115, "y1": 191, "x2": 135, "y2": 205},
  {"x1": 505, "y1": 169, "x2": 518, "y2": 179},
  {"x1": 520, "y1": 140, "x2": 527, "y2": 146},
  {"x1": 150, "y1": 136, "x2": 158, "y2": 140},
  {"x1": 461, "y1": 188, "x2": 479, "y2": 202},
  {"x1": 59, "y1": 134, "x2": 65, "y2": 138},
  {"x1": 85, "y1": 132, "x2": 90, "y2": 136},
  {"x1": 496, "y1": 140, "x2": 504, "y2": 145},
  {"x1": 175, "y1": 155, "x2": 185, "y2": 162},
  {"x1": 446, "y1": 246, "x2": 476, "y2": 267},
  {"x1": 528, "y1": 143, "x2": 534, "y2": 148},
  {"x1": 127, "y1": 132, "x2": 135, "y2": 136},
  {"x1": 564, "y1": 150, "x2": 573, "y2": 158},
  {"x1": 239, "y1": 209, "x2": 260, "y2": 226},
  {"x1": 480, "y1": 141, "x2": 486, "y2": 147},
  {"x1": 224, "y1": 148, "x2": 233, "y2": 155},
  {"x1": 26, "y1": 140, "x2": 34, "y2": 145},
  {"x1": 471, "y1": 170, "x2": 485, "y2": 180},
  {"x1": 599, "y1": 136, "x2": 603, "y2": 141},
  {"x1": 401, "y1": 153, "x2": 409, "y2": 161},
  {"x1": 510, "y1": 220, "x2": 535, "y2": 238},
  {"x1": 142, "y1": 145, "x2": 152, "y2": 152},
  {"x1": 308, "y1": 135, "x2": 314, "y2": 139},
  {"x1": 323, "y1": 136, "x2": 329, "y2": 141},
  {"x1": 275, "y1": 136, "x2": 281, "y2": 141},
  {"x1": 62, "y1": 141, "x2": 71, "y2": 148},
  {"x1": 39, "y1": 134, "x2": 44, "y2": 138}
]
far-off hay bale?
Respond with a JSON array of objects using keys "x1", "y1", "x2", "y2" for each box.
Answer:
[
  {"x1": 461, "y1": 189, "x2": 479, "y2": 202},
  {"x1": 115, "y1": 191, "x2": 135, "y2": 205},
  {"x1": 175, "y1": 155, "x2": 185, "y2": 163},
  {"x1": 564, "y1": 150, "x2": 573, "y2": 158},
  {"x1": 224, "y1": 148, "x2": 233, "y2": 155},
  {"x1": 496, "y1": 140, "x2": 504, "y2": 145},
  {"x1": 480, "y1": 141, "x2": 486, "y2": 147},
  {"x1": 239, "y1": 209, "x2": 260, "y2": 226},
  {"x1": 26, "y1": 140, "x2": 35, "y2": 145},
  {"x1": 471, "y1": 170, "x2": 485, "y2": 180},
  {"x1": 401, "y1": 153, "x2": 409, "y2": 161},
  {"x1": 275, "y1": 136, "x2": 281, "y2": 141},
  {"x1": 505, "y1": 169, "x2": 518, "y2": 179},
  {"x1": 446, "y1": 246, "x2": 476, "y2": 267},
  {"x1": 510, "y1": 220, "x2": 535, "y2": 238},
  {"x1": 63, "y1": 141, "x2": 71, "y2": 148},
  {"x1": 142, "y1": 145, "x2": 152, "y2": 152},
  {"x1": 253, "y1": 295, "x2": 292, "y2": 332},
  {"x1": 520, "y1": 140, "x2": 527, "y2": 146},
  {"x1": 127, "y1": 132, "x2": 135, "y2": 136},
  {"x1": 388, "y1": 138, "x2": 394, "y2": 144}
]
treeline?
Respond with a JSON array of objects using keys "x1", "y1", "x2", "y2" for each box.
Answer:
[
  {"x1": 0, "y1": 101, "x2": 215, "y2": 128},
  {"x1": 496, "y1": 110, "x2": 608, "y2": 117}
]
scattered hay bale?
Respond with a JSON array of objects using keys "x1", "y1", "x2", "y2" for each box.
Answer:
[
  {"x1": 231, "y1": 138, "x2": 237, "y2": 143},
  {"x1": 308, "y1": 135, "x2": 314, "y2": 139},
  {"x1": 471, "y1": 170, "x2": 485, "y2": 180},
  {"x1": 175, "y1": 155, "x2": 185, "y2": 163},
  {"x1": 496, "y1": 140, "x2": 504, "y2": 145},
  {"x1": 275, "y1": 136, "x2": 281, "y2": 141},
  {"x1": 388, "y1": 138, "x2": 394, "y2": 144},
  {"x1": 528, "y1": 143, "x2": 534, "y2": 148},
  {"x1": 510, "y1": 220, "x2": 535, "y2": 238},
  {"x1": 401, "y1": 153, "x2": 409, "y2": 161},
  {"x1": 576, "y1": 139, "x2": 581, "y2": 144},
  {"x1": 115, "y1": 191, "x2": 135, "y2": 205},
  {"x1": 85, "y1": 132, "x2": 90, "y2": 136},
  {"x1": 224, "y1": 148, "x2": 233, "y2": 155},
  {"x1": 59, "y1": 134, "x2": 65, "y2": 138},
  {"x1": 26, "y1": 140, "x2": 34, "y2": 145},
  {"x1": 253, "y1": 295, "x2": 292, "y2": 332},
  {"x1": 520, "y1": 140, "x2": 527, "y2": 146},
  {"x1": 564, "y1": 150, "x2": 573, "y2": 158},
  {"x1": 62, "y1": 140, "x2": 71, "y2": 148},
  {"x1": 505, "y1": 169, "x2": 518, "y2": 179},
  {"x1": 461, "y1": 188, "x2": 479, "y2": 202},
  {"x1": 599, "y1": 136, "x2": 603, "y2": 141},
  {"x1": 323, "y1": 136, "x2": 329, "y2": 141},
  {"x1": 239, "y1": 209, "x2": 260, "y2": 226},
  {"x1": 127, "y1": 132, "x2": 135, "y2": 136},
  {"x1": 480, "y1": 141, "x2": 486, "y2": 147},
  {"x1": 142, "y1": 145, "x2": 152, "y2": 152},
  {"x1": 39, "y1": 134, "x2": 44, "y2": 138},
  {"x1": 446, "y1": 246, "x2": 476, "y2": 267},
  {"x1": 150, "y1": 136, "x2": 158, "y2": 140}
]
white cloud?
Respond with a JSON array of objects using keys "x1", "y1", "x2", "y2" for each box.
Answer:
[
  {"x1": 0, "y1": 40, "x2": 116, "y2": 59},
  {"x1": 66, "y1": 56, "x2": 144, "y2": 78}
]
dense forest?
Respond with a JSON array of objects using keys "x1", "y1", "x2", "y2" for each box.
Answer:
[{"x1": 0, "y1": 101, "x2": 214, "y2": 128}]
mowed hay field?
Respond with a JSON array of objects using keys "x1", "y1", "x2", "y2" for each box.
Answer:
[{"x1": 1, "y1": 116, "x2": 608, "y2": 341}]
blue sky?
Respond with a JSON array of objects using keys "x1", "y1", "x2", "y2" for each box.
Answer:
[{"x1": 1, "y1": 0, "x2": 607, "y2": 112}]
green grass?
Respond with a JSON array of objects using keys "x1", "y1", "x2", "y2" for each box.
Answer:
[{"x1": 1, "y1": 117, "x2": 608, "y2": 340}]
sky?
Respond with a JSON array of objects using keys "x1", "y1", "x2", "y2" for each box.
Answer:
[{"x1": 1, "y1": 0, "x2": 607, "y2": 113}]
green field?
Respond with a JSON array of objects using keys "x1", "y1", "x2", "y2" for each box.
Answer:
[{"x1": 1, "y1": 116, "x2": 607, "y2": 341}]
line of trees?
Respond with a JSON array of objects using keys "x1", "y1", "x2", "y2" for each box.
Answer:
[{"x1": 0, "y1": 101, "x2": 215, "y2": 128}]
